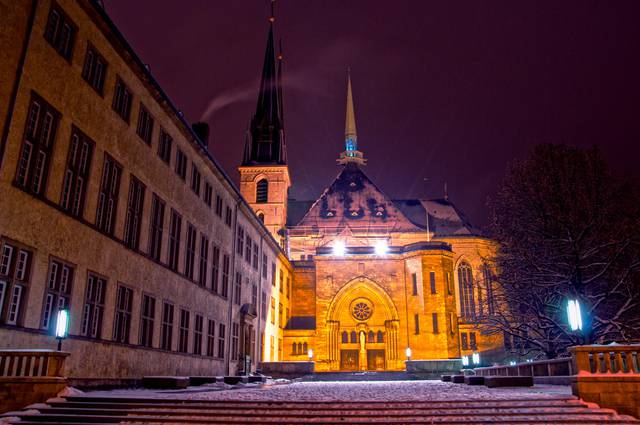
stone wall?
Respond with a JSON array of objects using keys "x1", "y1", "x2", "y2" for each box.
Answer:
[{"x1": 259, "y1": 361, "x2": 314, "y2": 378}]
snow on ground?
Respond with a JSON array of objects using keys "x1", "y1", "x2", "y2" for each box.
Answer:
[{"x1": 84, "y1": 380, "x2": 572, "y2": 402}]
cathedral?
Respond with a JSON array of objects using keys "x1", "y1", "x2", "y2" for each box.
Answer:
[{"x1": 238, "y1": 17, "x2": 504, "y2": 372}]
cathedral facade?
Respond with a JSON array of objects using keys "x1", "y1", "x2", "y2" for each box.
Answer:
[{"x1": 239, "y1": 22, "x2": 504, "y2": 372}]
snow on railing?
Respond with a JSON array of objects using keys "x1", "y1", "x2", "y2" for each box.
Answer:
[
  {"x1": 569, "y1": 344, "x2": 640, "y2": 375},
  {"x1": 474, "y1": 357, "x2": 572, "y2": 377},
  {"x1": 0, "y1": 349, "x2": 69, "y2": 378}
]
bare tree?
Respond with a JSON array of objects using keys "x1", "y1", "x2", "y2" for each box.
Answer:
[{"x1": 484, "y1": 144, "x2": 640, "y2": 358}]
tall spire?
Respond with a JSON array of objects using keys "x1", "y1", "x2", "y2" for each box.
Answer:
[
  {"x1": 242, "y1": 0, "x2": 286, "y2": 165},
  {"x1": 338, "y1": 68, "x2": 366, "y2": 166}
]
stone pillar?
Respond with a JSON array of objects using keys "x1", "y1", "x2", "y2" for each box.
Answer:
[
  {"x1": 327, "y1": 320, "x2": 339, "y2": 368},
  {"x1": 386, "y1": 320, "x2": 399, "y2": 368}
]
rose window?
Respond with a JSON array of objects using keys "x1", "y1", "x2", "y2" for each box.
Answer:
[{"x1": 352, "y1": 302, "x2": 372, "y2": 321}]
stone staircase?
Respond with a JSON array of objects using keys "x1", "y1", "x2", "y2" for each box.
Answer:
[{"x1": 3, "y1": 395, "x2": 638, "y2": 424}]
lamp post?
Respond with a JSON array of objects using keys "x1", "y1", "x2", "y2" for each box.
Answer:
[
  {"x1": 308, "y1": 349, "x2": 313, "y2": 361},
  {"x1": 405, "y1": 347, "x2": 412, "y2": 361},
  {"x1": 462, "y1": 355, "x2": 469, "y2": 367},
  {"x1": 472, "y1": 352, "x2": 481, "y2": 366},
  {"x1": 55, "y1": 309, "x2": 69, "y2": 351}
]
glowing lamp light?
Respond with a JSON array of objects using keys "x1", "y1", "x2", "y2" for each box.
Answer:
[
  {"x1": 374, "y1": 240, "x2": 388, "y2": 256},
  {"x1": 308, "y1": 349, "x2": 314, "y2": 360},
  {"x1": 472, "y1": 352, "x2": 481, "y2": 365},
  {"x1": 333, "y1": 240, "x2": 346, "y2": 257},
  {"x1": 567, "y1": 299, "x2": 583, "y2": 331},
  {"x1": 405, "y1": 347, "x2": 412, "y2": 360},
  {"x1": 55, "y1": 309, "x2": 69, "y2": 351},
  {"x1": 509, "y1": 361, "x2": 517, "y2": 366},
  {"x1": 462, "y1": 355, "x2": 470, "y2": 367}
]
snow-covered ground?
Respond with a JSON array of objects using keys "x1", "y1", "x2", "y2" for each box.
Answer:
[{"x1": 82, "y1": 380, "x2": 572, "y2": 402}]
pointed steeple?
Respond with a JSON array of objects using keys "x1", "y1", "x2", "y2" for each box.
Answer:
[
  {"x1": 242, "y1": 1, "x2": 286, "y2": 165},
  {"x1": 338, "y1": 68, "x2": 366, "y2": 166}
]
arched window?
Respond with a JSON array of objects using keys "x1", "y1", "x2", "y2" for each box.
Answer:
[
  {"x1": 256, "y1": 179, "x2": 268, "y2": 203},
  {"x1": 342, "y1": 331, "x2": 348, "y2": 343},
  {"x1": 377, "y1": 330, "x2": 384, "y2": 343},
  {"x1": 257, "y1": 212, "x2": 265, "y2": 223},
  {"x1": 303, "y1": 342, "x2": 308, "y2": 354},
  {"x1": 458, "y1": 262, "x2": 476, "y2": 320},
  {"x1": 350, "y1": 331, "x2": 357, "y2": 343},
  {"x1": 297, "y1": 342, "x2": 302, "y2": 355},
  {"x1": 483, "y1": 263, "x2": 495, "y2": 315},
  {"x1": 292, "y1": 342, "x2": 297, "y2": 355},
  {"x1": 368, "y1": 330, "x2": 375, "y2": 343}
]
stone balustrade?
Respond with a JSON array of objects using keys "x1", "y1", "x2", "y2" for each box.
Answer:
[
  {"x1": 474, "y1": 357, "x2": 572, "y2": 383},
  {"x1": 569, "y1": 344, "x2": 640, "y2": 375},
  {"x1": 0, "y1": 349, "x2": 69, "y2": 414}
]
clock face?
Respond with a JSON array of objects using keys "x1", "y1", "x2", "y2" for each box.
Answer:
[{"x1": 352, "y1": 301, "x2": 372, "y2": 321}]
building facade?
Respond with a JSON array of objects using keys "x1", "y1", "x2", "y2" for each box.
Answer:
[{"x1": 0, "y1": 0, "x2": 290, "y2": 382}]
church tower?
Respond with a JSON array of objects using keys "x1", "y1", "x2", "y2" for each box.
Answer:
[
  {"x1": 337, "y1": 69, "x2": 366, "y2": 166},
  {"x1": 238, "y1": 8, "x2": 291, "y2": 245}
]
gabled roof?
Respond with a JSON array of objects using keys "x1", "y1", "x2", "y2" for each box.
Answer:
[
  {"x1": 290, "y1": 163, "x2": 423, "y2": 232},
  {"x1": 394, "y1": 198, "x2": 481, "y2": 236}
]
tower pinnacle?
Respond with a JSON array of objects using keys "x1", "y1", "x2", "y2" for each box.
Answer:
[{"x1": 338, "y1": 68, "x2": 366, "y2": 165}]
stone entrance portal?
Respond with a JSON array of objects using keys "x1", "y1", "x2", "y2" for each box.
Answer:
[
  {"x1": 367, "y1": 349, "x2": 385, "y2": 370},
  {"x1": 340, "y1": 349, "x2": 359, "y2": 370}
]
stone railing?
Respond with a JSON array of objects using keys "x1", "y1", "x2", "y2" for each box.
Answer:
[
  {"x1": 0, "y1": 349, "x2": 68, "y2": 378},
  {"x1": 474, "y1": 357, "x2": 572, "y2": 380},
  {"x1": 569, "y1": 344, "x2": 640, "y2": 375}
]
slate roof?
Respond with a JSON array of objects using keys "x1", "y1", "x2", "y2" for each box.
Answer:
[{"x1": 286, "y1": 163, "x2": 481, "y2": 237}]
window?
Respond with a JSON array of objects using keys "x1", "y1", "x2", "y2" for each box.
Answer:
[
  {"x1": 136, "y1": 104, "x2": 154, "y2": 144},
  {"x1": 60, "y1": 128, "x2": 93, "y2": 217},
  {"x1": 236, "y1": 227, "x2": 244, "y2": 255},
  {"x1": 112, "y1": 77, "x2": 132, "y2": 122},
  {"x1": 271, "y1": 262, "x2": 276, "y2": 286},
  {"x1": 252, "y1": 243, "x2": 259, "y2": 270},
  {"x1": 0, "y1": 242, "x2": 32, "y2": 325},
  {"x1": 225, "y1": 206, "x2": 232, "y2": 227},
  {"x1": 168, "y1": 210, "x2": 182, "y2": 271},
  {"x1": 483, "y1": 264, "x2": 495, "y2": 315},
  {"x1": 190, "y1": 165, "x2": 201, "y2": 196},
  {"x1": 458, "y1": 262, "x2": 475, "y2": 320},
  {"x1": 215, "y1": 195, "x2": 223, "y2": 217},
  {"x1": 446, "y1": 271, "x2": 453, "y2": 295},
  {"x1": 148, "y1": 194, "x2": 165, "y2": 262},
  {"x1": 184, "y1": 224, "x2": 196, "y2": 280},
  {"x1": 206, "y1": 319, "x2": 216, "y2": 357},
  {"x1": 278, "y1": 302, "x2": 283, "y2": 328},
  {"x1": 80, "y1": 273, "x2": 105, "y2": 338},
  {"x1": 261, "y1": 291, "x2": 267, "y2": 320},
  {"x1": 279, "y1": 271, "x2": 283, "y2": 293},
  {"x1": 262, "y1": 254, "x2": 268, "y2": 278},
  {"x1": 257, "y1": 212, "x2": 264, "y2": 223},
  {"x1": 157, "y1": 129, "x2": 172, "y2": 164},
  {"x1": 204, "y1": 182, "x2": 212, "y2": 207},
  {"x1": 377, "y1": 330, "x2": 384, "y2": 343},
  {"x1": 113, "y1": 285, "x2": 133, "y2": 343},
  {"x1": 123, "y1": 176, "x2": 145, "y2": 250},
  {"x1": 44, "y1": 4, "x2": 76, "y2": 60},
  {"x1": 342, "y1": 331, "x2": 348, "y2": 343},
  {"x1": 198, "y1": 234, "x2": 209, "y2": 287},
  {"x1": 42, "y1": 259, "x2": 73, "y2": 332},
  {"x1": 95, "y1": 154, "x2": 122, "y2": 235},
  {"x1": 211, "y1": 244, "x2": 220, "y2": 292},
  {"x1": 161, "y1": 301, "x2": 174, "y2": 350},
  {"x1": 429, "y1": 271, "x2": 437, "y2": 294},
  {"x1": 217, "y1": 323, "x2": 226, "y2": 358},
  {"x1": 270, "y1": 335, "x2": 275, "y2": 360},
  {"x1": 193, "y1": 314, "x2": 203, "y2": 355},
  {"x1": 231, "y1": 322, "x2": 239, "y2": 360},
  {"x1": 432, "y1": 312, "x2": 439, "y2": 333},
  {"x1": 270, "y1": 297, "x2": 275, "y2": 324},
  {"x1": 368, "y1": 330, "x2": 375, "y2": 343},
  {"x1": 15, "y1": 95, "x2": 60, "y2": 196},
  {"x1": 414, "y1": 314, "x2": 420, "y2": 334},
  {"x1": 256, "y1": 179, "x2": 268, "y2": 203},
  {"x1": 245, "y1": 235, "x2": 252, "y2": 263},
  {"x1": 286, "y1": 277, "x2": 291, "y2": 299},
  {"x1": 251, "y1": 283, "x2": 258, "y2": 308},
  {"x1": 140, "y1": 294, "x2": 155, "y2": 347},
  {"x1": 449, "y1": 313, "x2": 456, "y2": 334},
  {"x1": 175, "y1": 148, "x2": 187, "y2": 180},
  {"x1": 350, "y1": 331, "x2": 357, "y2": 343},
  {"x1": 82, "y1": 43, "x2": 107, "y2": 94},
  {"x1": 178, "y1": 309, "x2": 190, "y2": 353},
  {"x1": 470, "y1": 332, "x2": 477, "y2": 350},
  {"x1": 411, "y1": 273, "x2": 418, "y2": 296},
  {"x1": 234, "y1": 272, "x2": 242, "y2": 306},
  {"x1": 461, "y1": 333, "x2": 469, "y2": 350},
  {"x1": 221, "y1": 254, "x2": 230, "y2": 297}
]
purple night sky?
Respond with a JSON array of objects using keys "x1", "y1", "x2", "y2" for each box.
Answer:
[{"x1": 104, "y1": 0, "x2": 640, "y2": 228}]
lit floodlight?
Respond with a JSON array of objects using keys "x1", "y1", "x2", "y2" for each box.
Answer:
[
  {"x1": 55, "y1": 309, "x2": 69, "y2": 351},
  {"x1": 472, "y1": 352, "x2": 480, "y2": 365},
  {"x1": 462, "y1": 355, "x2": 469, "y2": 367},
  {"x1": 405, "y1": 347, "x2": 412, "y2": 360},
  {"x1": 509, "y1": 361, "x2": 516, "y2": 366},
  {"x1": 567, "y1": 299, "x2": 583, "y2": 331},
  {"x1": 374, "y1": 240, "x2": 388, "y2": 256},
  {"x1": 308, "y1": 349, "x2": 314, "y2": 360},
  {"x1": 333, "y1": 240, "x2": 346, "y2": 256}
]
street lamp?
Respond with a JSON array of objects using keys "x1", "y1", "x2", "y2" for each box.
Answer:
[
  {"x1": 374, "y1": 240, "x2": 388, "y2": 256},
  {"x1": 405, "y1": 347, "x2": 412, "y2": 361},
  {"x1": 462, "y1": 355, "x2": 469, "y2": 367},
  {"x1": 55, "y1": 309, "x2": 69, "y2": 351},
  {"x1": 472, "y1": 352, "x2": 480, "y2": 366},
  {"x1": 308, "y1": 349, "x2": 313, "y2": 360},
  {"x1": 567, "y1": 299, "x2": 583, "y2": 331}
]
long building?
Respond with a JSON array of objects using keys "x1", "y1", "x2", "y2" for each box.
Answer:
[{"x1": 0, "y1": 0, "x2": 507, "y2": 382}]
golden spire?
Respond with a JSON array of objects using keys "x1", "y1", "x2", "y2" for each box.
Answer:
[{"x1": 338, "y1": 67, "x2": 366, "y2": 165}]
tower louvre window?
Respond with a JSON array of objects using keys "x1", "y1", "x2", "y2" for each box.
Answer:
[{"x1": 256, "y1": 179, "x2": 268, "y2": 203}]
